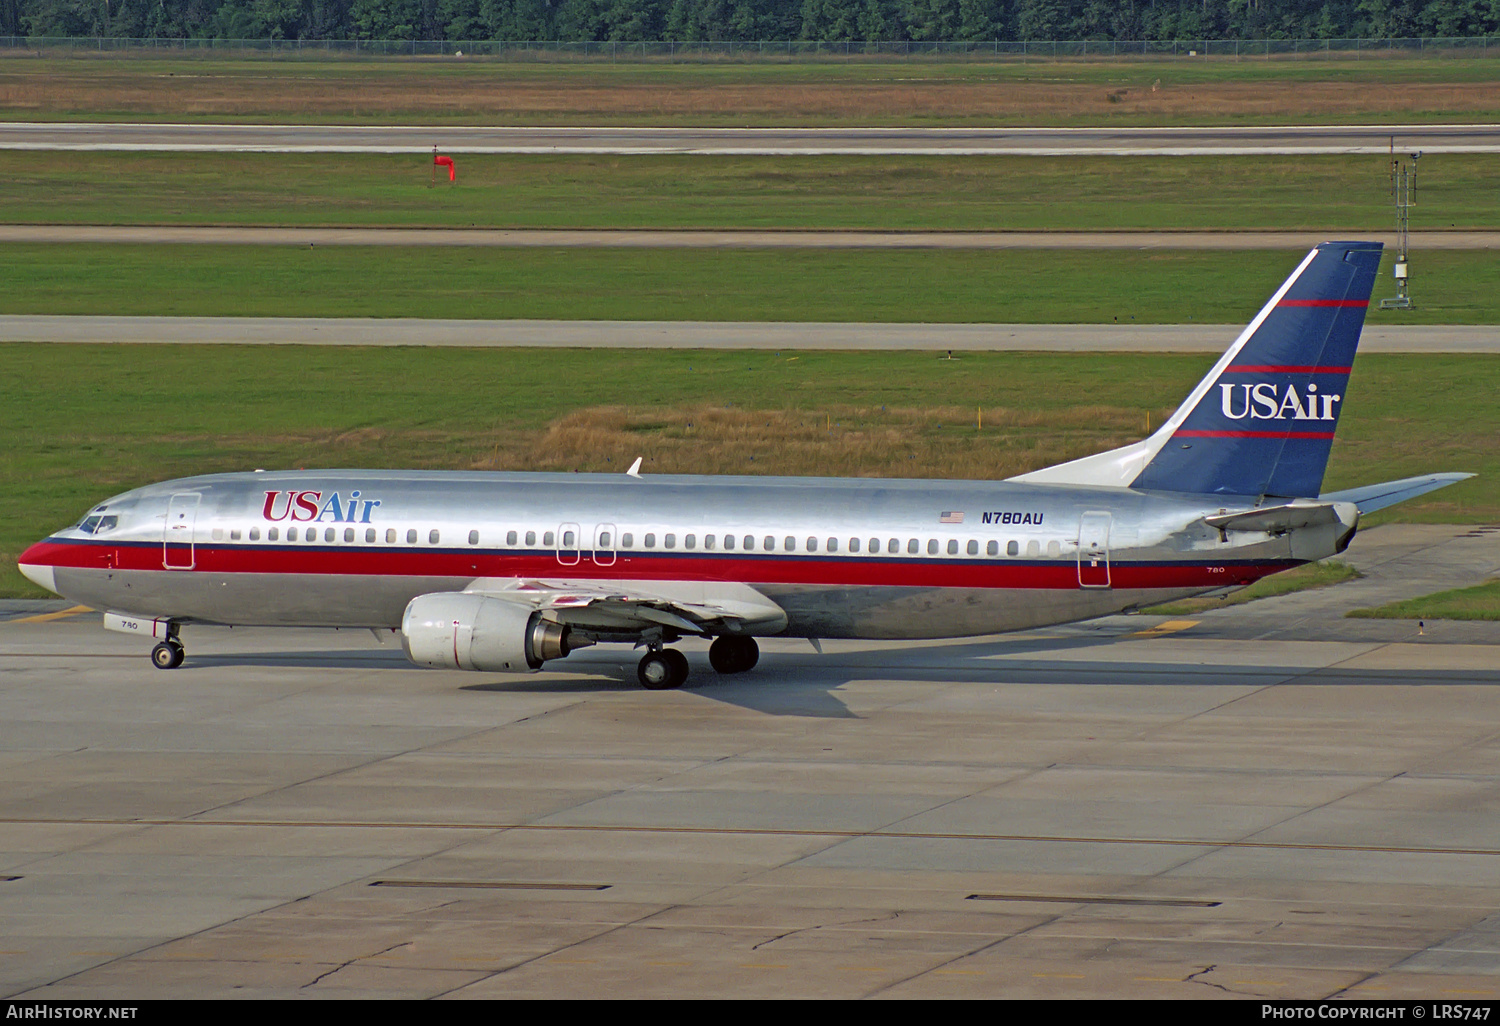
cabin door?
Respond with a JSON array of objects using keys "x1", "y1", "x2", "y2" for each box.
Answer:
[
  {"x1": 1077, "y1": 511, "x2": 1112, "y2": 588},
  {"x1": 592, "y1": 523, "x2": 618, "y2": 567},
  {"x1": 163, "y1": 493, "x2": 201, "y2": 570}
]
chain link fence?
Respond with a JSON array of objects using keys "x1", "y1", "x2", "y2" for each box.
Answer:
[{"x1": 2, "y1": 36, "x2": 1498, "y2": 60}]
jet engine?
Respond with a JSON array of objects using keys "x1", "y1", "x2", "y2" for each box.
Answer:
[{"x1": 400, "y1": 592, "x2": 587, "y2": 672}]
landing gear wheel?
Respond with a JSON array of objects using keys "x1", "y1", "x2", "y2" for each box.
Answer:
[
  {"x1": 638, "y1": 649, "x2": 689, "y2": 690},
  {"x1": 151, "y1": 641, "x2": 185, "y2": 670},
  {"x1": 709, "y1": 636, "x2": 759, "y2": 675}
]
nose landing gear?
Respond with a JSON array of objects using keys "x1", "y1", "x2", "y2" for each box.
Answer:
[
  {"x1": 150, "y1": 623, "x2": 185, "y2": 670},
  {"x1": 151, "y1": 639, "x2": 185, "y2": 670}
]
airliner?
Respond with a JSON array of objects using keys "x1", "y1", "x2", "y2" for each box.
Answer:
[{"x1": 18, "y1": 242, "x2": 1470, "y2": 689}]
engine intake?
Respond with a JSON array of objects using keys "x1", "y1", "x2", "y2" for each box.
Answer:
[{"x1": 401, "y1": 592, "x2": 587, "y2": 672}]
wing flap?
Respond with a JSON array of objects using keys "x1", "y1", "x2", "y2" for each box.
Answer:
[{"x1": 462, "y1": 577, "x2": 788, "y2": 636}]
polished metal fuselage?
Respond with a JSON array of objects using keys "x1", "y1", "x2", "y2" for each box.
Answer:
[{"x1": 33, "y1": 469, "x2": 1318, "y2": 639}]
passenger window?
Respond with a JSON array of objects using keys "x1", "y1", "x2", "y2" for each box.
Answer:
[
  {"x1": 849, "y1": 538, "x2": 860, "y2": 553},
  {"x1": 268, "y1": 527, "x2": 279, "y2": 541},
  {"x1": 763, "y1": 536, "x2": 774, "y2": 551},
  {"x1": 663, "y1": 533, "x2": 676, "y2": 549},
  {"x1": 600, "y1": 531, "x2": 612, "y2": 547},
  {"x1": 908, "y1": 539, "x2": 919, "y2": 554},
  {"x1": 468, "y1": 530, "x2": 479, "y2": 545},
  {"x1": 430, "y1": 530, "x2": 441, "y2": 545},
  {"x1": 407, "y1": 529, "x2": 418, "y2": 544},
  {"x1": 987, "y1": 540, "x2": 999, "y2": 556},
  {"x1": 230, "y1": 529, "x2": 241, "y2": 541},
  {"x1": 827, "y1": 538, "x2": 838, "y2": 553},
  {"x1": 806, "y1": 537, "x2": 817, "y2": 552},
  {"x1": 287, "y1": 527, "x2": 298, "y2": 541},
  {"x1": 525, "y1": 530, "x2": 536, "y2": 546},
  {"x1": 946, "y1": 539, "x2": 958, "y2": 555},
  {"x1": 1047, "y1": 540, "x2": 1061, "y2": 557},
  {"x1": 723, "y1": 535, "x2": 734, "y2": 550},
  {"x1": 622, "y1": 533, "x2": 633, "y2": 548},
  {"x1": 1027, "y1": 539, "x2": 1041, "y2": 557},
  {"x1": 784, "y1": 536, "x2": 796, "y2": 552},
  {"x1": 685, "y1": 534, "x2": 696, "y2": 550},
  {"x1": 386, "y1": 528, "x2": 396, "y2": 543},
  {"x1": 212, "y1": 528, "x2": 224, "y2": 541},
  {"x1": 543, "y1": 531, "x2": 554, "y2": 546},
  {"x1": 889, "y1": 538, "x2": 900, "y2": 554},
  {"x1": 967, "y1": 539, "x2": 979, "y2": 555},
  {"x1": 366, "y1": 528, "x2": 376, "y2": 543},
  {"x1": 1007, "y1": 540, "x2": 1019, "y2": 556},
  {"x1": 326, "y1": 528, "x2": 336, "y2": 543},
  {"x1": 645, "y1": 533, "x2": 656, "y2": 548},
  {"x1": 561, "y1": 530, "x2": 574, "y2": 547},
  {"x1": 506, "y1": 530, "x2": 518, "y2": 546},
  {"x1": 249, "y1": 527, "x2": 260, "y2": 541},
  {"x1": 702, "y1": 534, "x2": 713, "y2": 550},
  {"x1": 344, "y1": 528, "x2": 355, "y2": 542},
  {"x1": 927, "y1": 539, "x2": 938, "y2": 555}
]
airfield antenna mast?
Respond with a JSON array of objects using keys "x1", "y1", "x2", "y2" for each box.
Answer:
[{"x1": 1379, "y1": 137, "x2": 1418, "y2": 310}]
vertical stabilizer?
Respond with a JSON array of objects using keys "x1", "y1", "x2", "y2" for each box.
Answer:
[{"x1": 1010, "y1": 242, "x2": 1382, "y2": 498}]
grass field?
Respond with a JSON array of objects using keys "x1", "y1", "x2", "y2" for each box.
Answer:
[
  {"x1": 1347, "y1": 578, "x2": 1500, "y2": 620},
  {"x1": 4, "y1": 54, "x2": 1500, "y2": 125},
  {"x1": 3, "y1": 151, "x2": 1495, "y2": 232},
  {"x1": 3, "y1": 245, "x2": 1495, "y2": 323},
  {"x1": 1, "y1": 346, "x2": 1492, "y2": 597}
]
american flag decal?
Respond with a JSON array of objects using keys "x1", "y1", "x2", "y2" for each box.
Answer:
[{"x1": 939, "y1": 511, "x2": 965, "y2": 524}]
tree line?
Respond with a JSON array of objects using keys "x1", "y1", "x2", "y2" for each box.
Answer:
[{"x1": 6, "y1": 0, "x2": 1500, "y2": 45}]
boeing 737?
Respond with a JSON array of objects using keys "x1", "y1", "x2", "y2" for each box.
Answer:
[{"x1": 18, "y1": 242, "x2": 1471, "y2": 688}]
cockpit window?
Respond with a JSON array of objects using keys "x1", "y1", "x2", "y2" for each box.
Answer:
[{"x1": 78, "y1": 515, "x2": 118, "y2": 534}]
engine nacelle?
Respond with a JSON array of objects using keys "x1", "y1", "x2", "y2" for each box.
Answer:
[{"x1": 400, "y1": 592, "x2": 584, "y2": 672}]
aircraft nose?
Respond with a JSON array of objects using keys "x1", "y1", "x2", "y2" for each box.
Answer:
[{"x1": 18, "y1": 542, "x2": 58, "y2": 595}]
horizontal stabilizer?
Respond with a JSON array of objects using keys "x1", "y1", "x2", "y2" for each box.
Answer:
[
  {"x1": 1320, "y1": 473, "x2": 1475, "y2": 515},
  {"x1": 1204, "y1": 500, "x2": 1349, "y2": 534}
]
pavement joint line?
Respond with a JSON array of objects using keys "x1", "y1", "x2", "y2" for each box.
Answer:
[{"x1": 3, "y1": 816, "x2": 1498, "y2": 856}]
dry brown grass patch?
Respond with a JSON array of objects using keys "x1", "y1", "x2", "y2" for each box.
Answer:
[{"x1": 471, "y1": 403, "x2": 1149, "y2": 479}]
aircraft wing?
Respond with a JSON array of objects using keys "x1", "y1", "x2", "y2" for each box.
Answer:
[
  {"x1": 461, "y1": 577, "x2": 788, "y2": 637},
  {"x1": 1320, "y1": 473, "x2": 1475, "y2": 515}
]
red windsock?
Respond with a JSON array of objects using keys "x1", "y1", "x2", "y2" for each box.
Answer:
[{"x1": 434, "y1": 154, "x2": 455, "y2": 182}]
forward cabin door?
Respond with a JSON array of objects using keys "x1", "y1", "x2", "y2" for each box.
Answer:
[
  {"x1": 163, "y1": 492, "x2": 201, "y2": 570},
  {"x1": 1077, "y1": 511, "x2": 1112, "y2": 588}
]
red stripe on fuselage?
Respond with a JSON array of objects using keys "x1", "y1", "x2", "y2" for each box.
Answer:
[{"x1": 24, "y1": 538, "x2": 1296, "y2": 592}]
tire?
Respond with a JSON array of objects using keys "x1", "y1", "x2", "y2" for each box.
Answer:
[
  {"x1": 638, "y1": 651, "x2": 677, "y2": 690},
  {"x1": 709, "y1": 636, "x2": 758, "y2": 675},
  {"x1": 662, "y1": 648, "x2": 690, "y2": 687},
  {"x1": 152, "y1": 642, "x2": 184, "y2": 670}
]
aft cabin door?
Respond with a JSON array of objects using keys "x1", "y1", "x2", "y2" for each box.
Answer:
[
  {"x1": 1077, "y1": 511, "x2": 1112, "y2": 588},
  {"x1": 163, "y1": 492, "x2": 201, "y2": 570}
]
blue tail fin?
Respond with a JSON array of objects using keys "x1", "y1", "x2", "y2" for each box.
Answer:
[{"x1": 1131, "y1": 241, "x2": 1382, "y2": 499}]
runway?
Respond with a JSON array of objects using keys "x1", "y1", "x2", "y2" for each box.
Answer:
[
  {"x1": 4, "y1": 122, "x2": 1498, "y2": 155},
  {"x1": 5, "y1": 225, "x2": 1499, "y2": 250},
  {"x1": 3, "y1": 315, "x2": 1496, "y2": 352},
  {"x1": 2, "y1": 524, "x2": 1498, "y2": 998}
]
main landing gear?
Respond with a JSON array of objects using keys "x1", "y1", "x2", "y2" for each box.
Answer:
[
  {"x1": 150, "y1": 624, "x2": 185, "y2": 670},
  {"x1": 635, "y1": 637, "x2": 760, "y2": 690}
]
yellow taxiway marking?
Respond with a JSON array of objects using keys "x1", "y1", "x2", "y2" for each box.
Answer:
[
  {"x1": 1136, "y1": 977, "x2": 1184, "y2": 983},
  {"x1": 1129, "y1": 619, "x2": 1199, "y2": 638},
  {"x1": 1442, "y1": 990, "x2": 1495, "y2": 996},
  {"x1": 933, "y1": 970, "x2": 986, "y2": 976},
  {"x1": 1032, "y1": 973, "x2": 1086, "y2": 979},
  {"x1": 739, "y1": 964, "x2": 789, "y2": 970},
  {"x1": 11, "y1": 605, "x2": 92, "y2": 624},
  {"x1": 646, "y1": 962, "x2": 693, "y2": 967}
]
